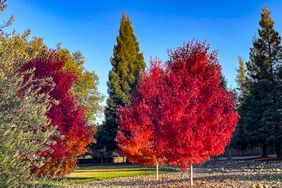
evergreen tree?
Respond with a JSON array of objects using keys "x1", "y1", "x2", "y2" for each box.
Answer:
[
  {"x1": 237, "y1": 57, "x2": 248, "y2": 98},
  {"x1": 232, "y1": 57, "x2": 250, "y2": 149},
  {"x1": 246, "y1": 7, "x2": 282, "y2": 157},
  {"x1": 99, "y1": 13, "x2": 145, "y2": 152},
  {"x1": 275, "y1": 52, "x2": 282, "y2": 158}
]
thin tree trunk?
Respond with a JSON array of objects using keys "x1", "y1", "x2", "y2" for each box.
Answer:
[
  {"x1": 156, "y1": 164, "x2": 159, "y2": 180},
  {"x1": 261, "y1": 145, "x2": 267, "y2": 158},
  {"x1": 190, "y1": 163, "x2": 193, "y2": 187},
  {"x1": 227, "y1": 148, "x2": 232, "y2": 160},
  {"x1": 275, "y1": 143, "x2": 282, "y2": 159},
  {"x1": 101, "y1": 156, "x2": 103, "y2": 164}
]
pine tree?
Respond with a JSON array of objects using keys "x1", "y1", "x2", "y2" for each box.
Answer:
[
  {"x1": 232, "y1": 57, "x2": 250, "y2": 150},
  {"x1": 100, "y1": 12, "x2": 145, "y2": 152},
  {"x1": 246, "y1": 7, "x2": 282, "y2": 157},
  {"x1": 237, "y1": 57, "x2": 248, "y2": 98},
  {"x1": 276, "y1": 60, "x2": 282, "y2": 158}
]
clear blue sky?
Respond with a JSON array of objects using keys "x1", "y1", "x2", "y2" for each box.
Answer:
[{"x1": 3, "y1": 0, "x2": 282, "y2": 107}]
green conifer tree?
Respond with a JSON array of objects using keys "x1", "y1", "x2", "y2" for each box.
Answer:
[
  {"x1": 276, "y1": 59, "x2": 282, "y2": 158},
  {"x1": 237, "y1": 57, "x2": 248, "y2": 98},
  {"x1": 99, "y1": 12, "x2": 145, "y2": 152},
  {"x1": 232, "y1": 57, "x2": 250, "y2": 150},
  {"x1": 246, "y1": 7, "x2": 282, "y2": 157}
]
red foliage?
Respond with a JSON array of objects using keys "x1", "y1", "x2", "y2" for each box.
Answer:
[
  {"x1": 116, "y1": 60, "x2": 166, "y2": 166},
  {"x1": 116, "y1": 41, "x2": 239, "y2": 168},
  {"x1": 22, "y1": 52, "x2": 93, "y2": 177}
]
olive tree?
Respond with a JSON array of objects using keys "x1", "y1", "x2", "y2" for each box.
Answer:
[{"x1": 0, "y1": 30, "x2": 59, "y2": 187}]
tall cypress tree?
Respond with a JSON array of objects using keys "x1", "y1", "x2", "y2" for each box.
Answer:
[
  {"x1": 99, "y1": 13, "x2": 145, "y2": 152},
  {"x1": 246, "y1": 7, "x2": 282, "y2": 157}
]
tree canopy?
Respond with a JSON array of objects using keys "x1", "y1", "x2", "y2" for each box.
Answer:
[
  {"x1": 245, "y1": 7, "x2": 282, "y2": 157},
  {"x1": 117, "y1": 41, "x2": 238, "y2": 168}
]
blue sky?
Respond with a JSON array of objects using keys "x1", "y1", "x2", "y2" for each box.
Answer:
[{"x1": 2, "y1": 0, "x2": 282, "y2": 107}]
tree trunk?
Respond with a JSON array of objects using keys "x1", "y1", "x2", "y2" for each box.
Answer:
[
  {"x1": 156, "y1": 164, "x2": 159, "y2": 180},
  {"x1": 275, "y1": 143, "x2": 282, "y2": 159},
  {"x1": 261, "y1": 145, "x2": 267, "y2": 158},
  {"x1": 101, "y1": 156, "x2": 104, "y2": 164},
  {"x1": 190, "y1": 163, "x2": 193, "y2": 187},
  {"x1": 227, "y1": 148, "x2": 232, "y2": 160}
]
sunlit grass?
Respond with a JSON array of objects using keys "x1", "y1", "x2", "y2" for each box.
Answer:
[{"x1": 37, "y1": 164, "x2": 172, "y2": 186}]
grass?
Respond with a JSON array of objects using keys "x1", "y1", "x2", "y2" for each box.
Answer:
[{"x1": 37, "y1": 163, "x2": 172, "y2": 186}]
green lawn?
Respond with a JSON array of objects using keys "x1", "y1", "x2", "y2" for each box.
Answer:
[{"x1": 37, "y1": 164, "x2": 172, "y2": 186}]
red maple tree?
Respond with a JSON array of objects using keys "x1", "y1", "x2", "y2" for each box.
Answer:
[
  {"x1": 116, "y1": 60, "x2": 167, "y2": 179},
  {"x1": 22, "y1": 52, "x2": 93, "y2": 178},
  {"x1": 116, "y1": 41, "x2": 238, "y2": 185},
  {"x1": 161, "y1": 41, "x2": 239, "y2": 167}
]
